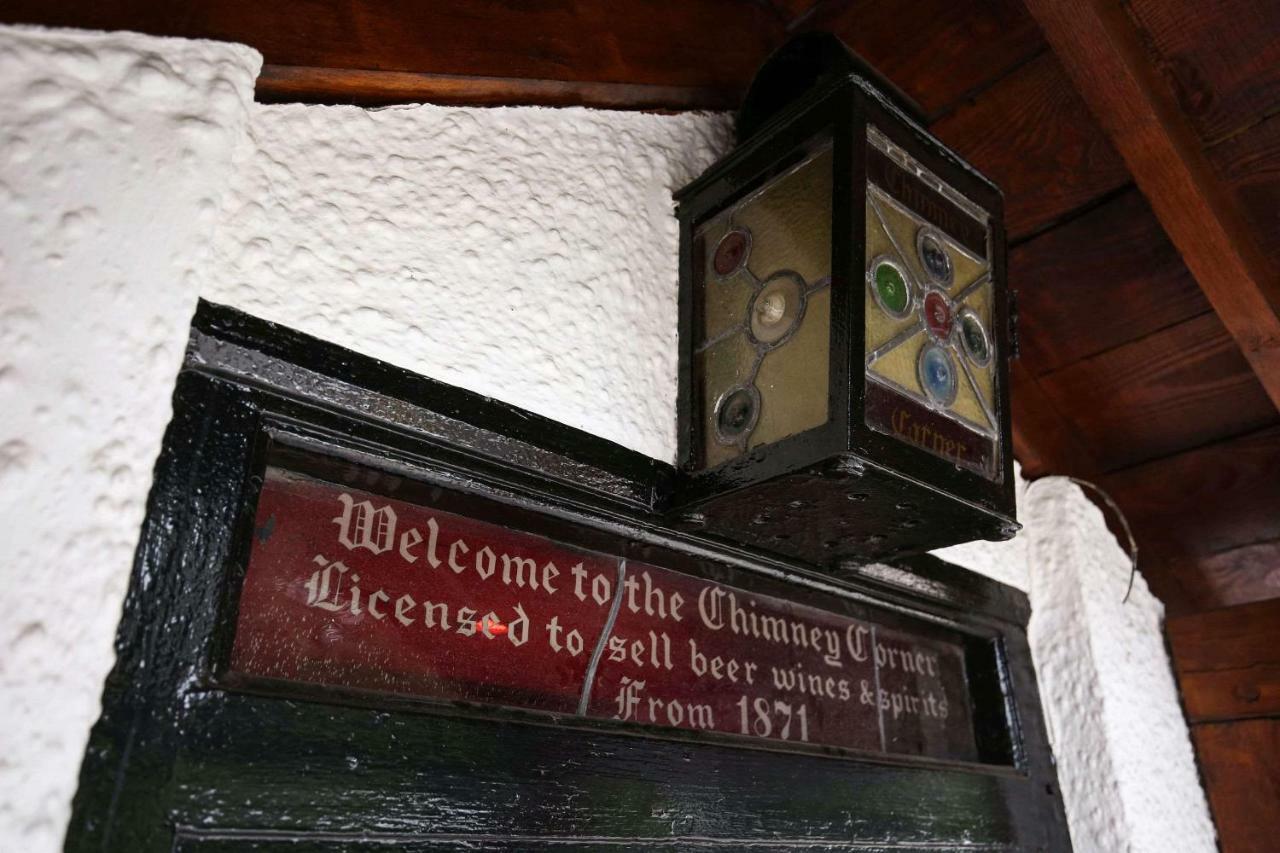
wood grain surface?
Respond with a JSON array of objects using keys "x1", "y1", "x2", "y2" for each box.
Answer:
[
  {"x1": 1125, "y1": 0, "x2": 1280, "y2": 145},
  {"x1": 1036, "y1": 312, "x2": 1276, "y2": 471},
  {"x1": 931, "y1": 52, "x2": 1129, "y2": 240}
]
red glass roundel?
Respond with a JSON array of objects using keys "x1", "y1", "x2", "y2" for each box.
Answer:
[
  {"x1": 923, "y1": 290, "x2": 953, "y2": 340},
  {"x1": 713, "y1": 229, "x2": 750, "y2": 276}
]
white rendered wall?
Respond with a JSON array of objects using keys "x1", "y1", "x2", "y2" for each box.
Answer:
[
  {"x1": 931, "y1": 473, "x2": 1217, "y2": 851},
  {"x1": 0, "y1": 24, "x2": 1213, "y2": 853},
  {"x1": 1025, "y1": 480, "x2": 1217, "y2": 852},
  {"x1": 203, "y1": 99, "x2": 731, "y2": 462},
  {"x1": 0, "y1": 26, "x2": 261, "y2": 851}
]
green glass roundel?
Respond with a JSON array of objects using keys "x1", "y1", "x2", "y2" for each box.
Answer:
[{"x1": 874, "y1": 262, "x2": 909, "y2": 315}]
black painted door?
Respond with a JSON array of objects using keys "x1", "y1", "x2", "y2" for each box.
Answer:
[{"x1": 64, "y1": 304, "x2": 1071, "y2": 852}]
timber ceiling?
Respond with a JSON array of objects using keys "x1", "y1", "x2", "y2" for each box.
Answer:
[{"x1": 9, "y1": 0, "x2": 1279, "y2": 619}]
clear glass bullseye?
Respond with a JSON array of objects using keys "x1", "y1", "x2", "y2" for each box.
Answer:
[
  {"x1": 749, "y1": 273, "x2": 805, "y2": 346},
  {"x1": 755, "y1": 291, "x2": 787, "y2": 327}
]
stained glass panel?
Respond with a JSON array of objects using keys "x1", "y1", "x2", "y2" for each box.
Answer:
[
  {"x1": 864, "y1": 128, "x2": 1000, "y2": 481},
  {"x1": 693, "y1": 141, "x2": 833, "y2": 470}
]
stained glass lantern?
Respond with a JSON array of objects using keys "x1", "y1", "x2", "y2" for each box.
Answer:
[{"x1": 672, "y1": 33, "x2": 1017, "y2": 564}]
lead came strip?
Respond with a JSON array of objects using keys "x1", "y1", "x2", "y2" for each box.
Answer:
[{"x1": 578, "y1": 559, "x2": 628, "y2": 716}]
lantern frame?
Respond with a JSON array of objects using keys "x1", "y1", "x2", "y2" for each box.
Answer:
[{"x1": 672, "y1": 34, "x2": 1017, "y2": 562}]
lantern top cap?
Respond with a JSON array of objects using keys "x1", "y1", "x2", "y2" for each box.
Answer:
[{"x1": 736, "y1": 31, "x2": 926, "y2": 145}]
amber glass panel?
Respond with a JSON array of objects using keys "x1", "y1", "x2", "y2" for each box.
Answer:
[
  {"x1": 753, "y1": 288, "x2": 830, "y2": 450},
  {"x1": 692, "y1": 141, "x2": 833, "y2": 470}
]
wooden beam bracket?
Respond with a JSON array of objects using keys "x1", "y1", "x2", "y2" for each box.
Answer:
[{"x1": 1022, "y1": 0, "x2": 1280, "y2": 411}]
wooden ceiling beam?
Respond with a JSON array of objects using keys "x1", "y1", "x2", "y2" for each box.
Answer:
[
  {"x1": 929, "y1": 51, "x2": 1128, "y2": 241},
  {"x1": 1, "y1": 0, "x2": 782, "y2": 110},
  {"x1": 1021, "y1": 0, "x2": 1280, "y2": 412},
  {"x1": 256, "y1": 66, "x2": 742, "y2": 111}
]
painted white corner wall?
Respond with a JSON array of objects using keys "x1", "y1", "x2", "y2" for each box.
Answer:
[
  {"x1": 924, "y1": 470, "x2": 1218, "y2": 852},
  {"x1": 1025, "y1": 480, "x2": 1217, "y2": 851},
  {"x1": 0, "y1": 26, "x2": 261, "y2": 852},
  {"x1": 0, "y1": 24, "x2": 1213, "y2": 853}
]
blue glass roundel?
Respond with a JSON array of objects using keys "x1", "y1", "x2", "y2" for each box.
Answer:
[{"x1": 918, "y1": 343, "x2": 958, "y2": 407}]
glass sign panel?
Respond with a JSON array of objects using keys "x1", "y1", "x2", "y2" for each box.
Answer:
[{"x1": 230, "y1": 465, "x2": 984, "y2": 762}]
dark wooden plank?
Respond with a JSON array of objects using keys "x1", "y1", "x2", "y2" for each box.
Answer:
[
  {"x1": 1, "y1": 0, "x2": 783, "y2": 108},
  {"x1": 1135, "y1": 552, "x2": 1226, "y2": 620},
  {"x1": 173, "y1": 837, "x2": 945, "y2": 852},
  {"x1": 1012, "y1": 187, "x2": 1210, "y2": 376},
  {"x1": 1178, "y1": 665, "x2": 1280, "y2": 724},
  {"x1": 797, "y1": 0, "x2": 1046, "y2": 119},
  {"x1": 930, "y1": 51, "x2": 1130, "y2": 240},
  {"x1": 1191, "y1": 720, "x2": 1280, "y2": 853},
  {"x1": 1168, "y1": 598, "x2": 1280, "y2": 674},
  {"x1": 1124, "y1": 0, "x2": 1280, "y2": 145},
  {"x1": 256, "y1": 65, "x2": 741, "y2": 110},
  {"x1": 1010, "y1": 362, "x2": 1102, "y2": 480},
  {"x1": 168, "y1": 693, "x2": 1041, "y2": 846},
  {"x1": 1103, "y1": 426, "x2": 1280, "y2": 614},
  {"x1": 1209, "y1": 112, "x2": 1280, "y2": 261},
  {"x1": 1036, "y1": 312, "x2": 1277, "y2": 471},
  {"x1": 1023, "y1": 0, "x2": 1280, "y2": 413},
  {"x1": 771, "y1": 0, "x2": 822, "y2": 19},
  {"x1": 1144, "y1": 552, "x2": 1268, "y2": 620},
  {"x1": 1105, "y1": 426, "x2": 1280, "y2": 563}
]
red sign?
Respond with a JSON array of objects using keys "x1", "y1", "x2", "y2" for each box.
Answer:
[
  {"x1": 866, "y1": 381, "x2": 997, "y2": 480},
  {"x1": 231, "y1": 467, "x2": 979, "y2": 761}
]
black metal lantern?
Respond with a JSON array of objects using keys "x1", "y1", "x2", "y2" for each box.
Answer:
[{"x1": 672, "y1": 33, "x2": 1017, "y2": 565}]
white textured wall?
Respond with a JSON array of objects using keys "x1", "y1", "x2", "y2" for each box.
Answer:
[
  {"x1": 205, "y1": 101, "x2": 731, "y2": 461},
  {"x1": 0, "y1": 24, "x2": 1214, "y2": 853},
  {"x1": 930, "y1": 473, "x2": 1217, "y2": 852},
  {"x1": 1025, "y1": 480, "x2": 1217, "y2": 852},
  {"x1": 0, "y1": 26, "x2": 261, "y2": 851}
]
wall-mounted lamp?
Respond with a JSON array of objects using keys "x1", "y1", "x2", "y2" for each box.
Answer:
[{"x1": 673, "y1": 33, "x2": 1017, "y2": 565}]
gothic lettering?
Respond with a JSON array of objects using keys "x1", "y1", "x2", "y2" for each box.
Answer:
[{"x1": 234, "y1": 469, "x2": 978, "y2": 762}]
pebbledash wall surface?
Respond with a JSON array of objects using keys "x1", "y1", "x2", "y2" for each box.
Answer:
[{"x1": 0, "y1": 24, "x2": 1215, "y2": 853}]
